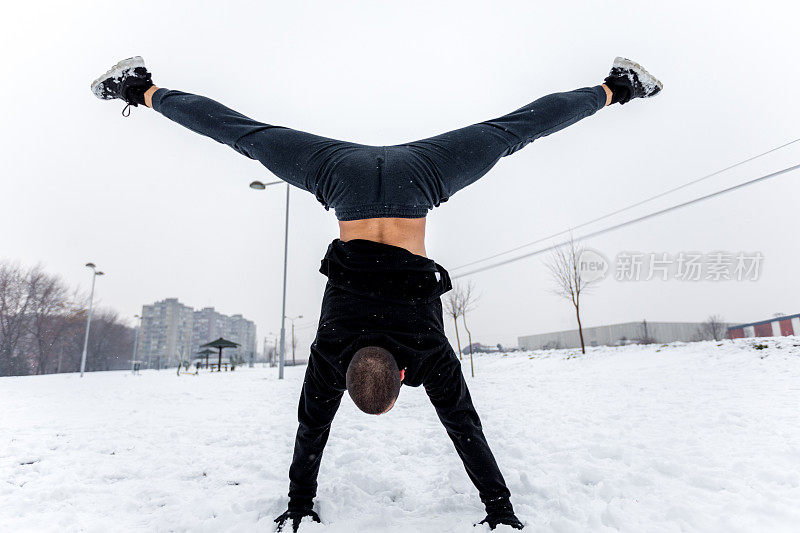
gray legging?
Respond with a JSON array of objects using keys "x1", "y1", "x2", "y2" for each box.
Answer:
[{"x1": 151, "y1": 85, "x2": 606, "y2": 221}]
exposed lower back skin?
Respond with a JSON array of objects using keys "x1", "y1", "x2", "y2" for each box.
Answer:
[{"x1": 339, "y1": 217, "x2": 427, "y2": 257}]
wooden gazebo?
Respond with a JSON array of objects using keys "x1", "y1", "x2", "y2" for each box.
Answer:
[{"x1": 199, "y1": 337, "x2": 240, "y2": 372}]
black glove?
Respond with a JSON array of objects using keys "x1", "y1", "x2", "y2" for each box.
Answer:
[
  {"x1": 477, "y1": 499, "x2": 523, "y2": 530},
  {"x1": 477, "y1": 511, "x2": 524, "y2": 530},
  {"x1": 274, "y1": 508, "x2": 321, "y2": 532}
]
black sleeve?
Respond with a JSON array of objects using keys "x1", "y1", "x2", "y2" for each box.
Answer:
[
  {"x1": 423, "y1": 349, "x2": 512, "y2": 512},
  {"x1": 287, "y1": 353, "x2": 344, "y2": 508}
]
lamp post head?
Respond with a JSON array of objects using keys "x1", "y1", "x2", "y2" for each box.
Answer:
[
  {"x1": 249, "y1": 180, "x2": 266, "y2": 190},
  {"x1": 85, "y1": 262, "x2": 96, "y2": 269},
  {"x1": 96, "y1": 271, "x2": 105, "y2": 276}
]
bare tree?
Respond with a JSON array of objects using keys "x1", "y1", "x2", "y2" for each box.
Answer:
[
  {"x1": 84, "y1": 308, "x2": 134, "y2": 372},
  {"x1": 458, "y1": 281, "x2": 479, "y2": 377},
  {"x1": 0, "y1": 261, "x2": 34, "y2": 376},
  {"x1": 637, "y1": 319, "x2": 656, "y2": 344},
  {"x1": 544, "y1": 236, "x2": 598, "y2": 354},
  {"x1": 444, "y1": 290, "x2": 463, "y2": 360},
  {"x1": 26, "y1": 268, "x2": 73, "y2": 374},
  {"x1": 698, "y1": 315, "x2": 726, "y2": 341},
  {"x1": 59, "y1": 309, "x2": 89, "y2": 373}
]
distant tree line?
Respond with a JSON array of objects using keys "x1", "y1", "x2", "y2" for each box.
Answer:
[{"x1": 0, "y1": 260, "x2": 134, "y2": 377}]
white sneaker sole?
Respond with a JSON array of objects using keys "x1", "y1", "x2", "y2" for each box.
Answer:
[
  {"x1": 613, "y1": 56, "x2": 663, "y2": 96},
  {"x1": 91, "y1": 56, "x2": 145, "y2": 100}
]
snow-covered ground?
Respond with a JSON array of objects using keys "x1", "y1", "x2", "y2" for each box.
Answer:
[{"x1": 2, "y1": 338, "x2": 799, "y2": 533}]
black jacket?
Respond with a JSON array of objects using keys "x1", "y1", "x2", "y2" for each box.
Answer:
[{"x1": 287, "y1": 239, "x2": 513, "y2": 514}]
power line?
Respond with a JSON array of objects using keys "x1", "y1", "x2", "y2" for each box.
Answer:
[
  {"x1": 452, "y1": 162, "x2": 800, "y2": 279},
  {"x1": 451, "y1": 138, "x2": 800, "y2": 272}
]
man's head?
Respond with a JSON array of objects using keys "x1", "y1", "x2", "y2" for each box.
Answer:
[{"x1": 346, "y1": 346, "x2": 403, "y2": 415}]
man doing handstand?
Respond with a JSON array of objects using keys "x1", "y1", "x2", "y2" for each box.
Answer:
[{"x1": 92, "y1": 56, "x2": 661, "y2": 530}]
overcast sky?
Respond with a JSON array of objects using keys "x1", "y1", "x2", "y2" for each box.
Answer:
[{"x1": 2, "y1": 1, "x2": 799, "y2": 354}]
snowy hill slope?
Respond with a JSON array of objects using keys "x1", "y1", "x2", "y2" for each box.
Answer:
[{"x1": 2, "y1": 338, "x2": 799, "y2": 532}]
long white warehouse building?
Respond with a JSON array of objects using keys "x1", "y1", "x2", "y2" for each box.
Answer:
[{"x1": 518, "y1": 321, "x2": 719, "y2": 350}]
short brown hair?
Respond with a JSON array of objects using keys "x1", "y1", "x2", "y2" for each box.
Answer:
[{"x1": 346, "y1": 346, "x2": 401, "y2": 415}]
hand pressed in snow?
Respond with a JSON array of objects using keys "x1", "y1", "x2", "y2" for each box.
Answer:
[
  {"x1": 274, "y1": 508, "x2": 321, "y2": 532},
  {"x1": 476, "y1": 510, "x2": 524, "y2": 530}
]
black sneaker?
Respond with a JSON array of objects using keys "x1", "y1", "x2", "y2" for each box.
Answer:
[
  {"x1": 91, "y1": 56, "x2": 154, "y2": 115},
  {"x1": 604, "y1": 57, "x2": 663, "y2": 105}
]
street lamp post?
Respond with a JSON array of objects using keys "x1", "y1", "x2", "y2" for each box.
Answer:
[
  {"x1": 287, "y1": 314, "x2": 304, "y2": 366},
  {"x1": 80, "y1": 263, "x2": 104, "y2": 377},
  {"x1": 250, "y1": 179, "x2": 290, "y2": 379},
  {"x1": 131, "y1": 314, "x2": 141, "y2": 375}
]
